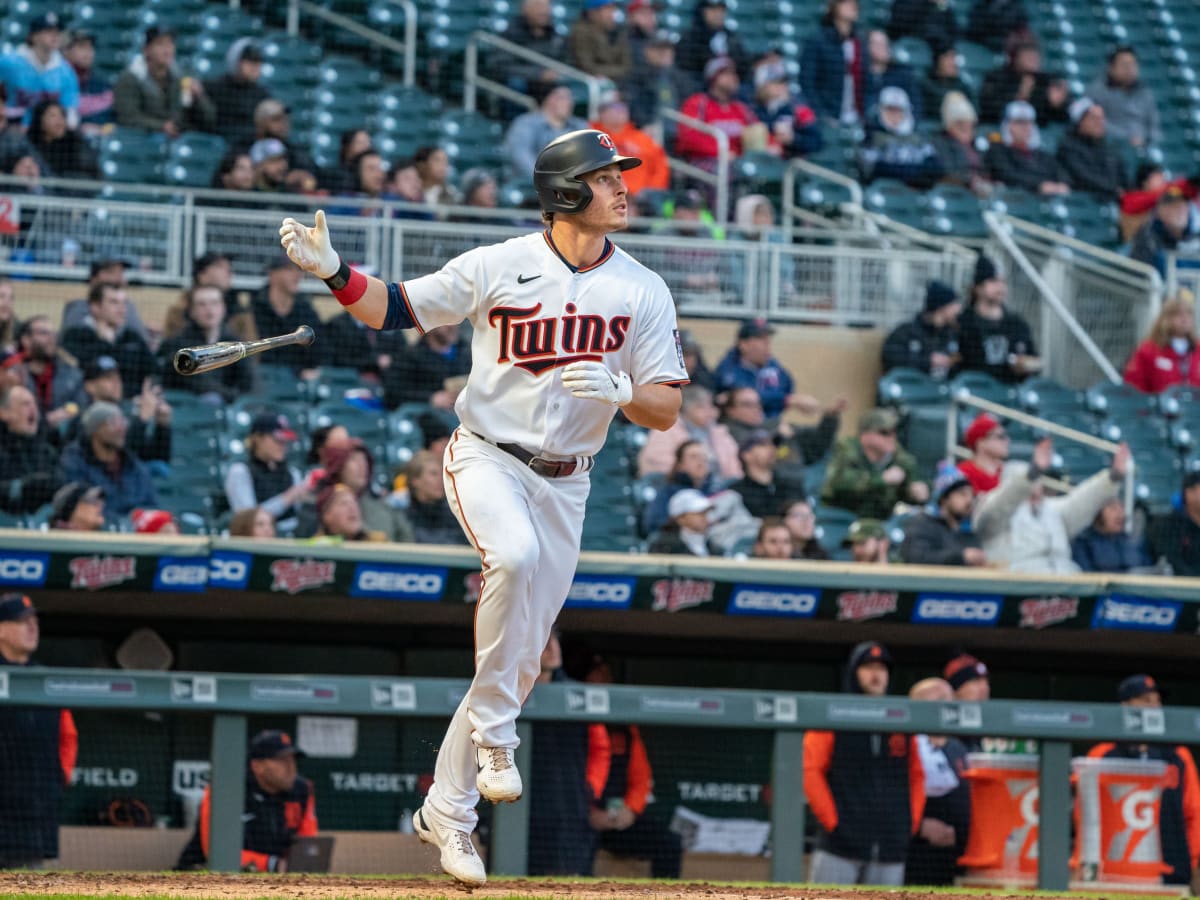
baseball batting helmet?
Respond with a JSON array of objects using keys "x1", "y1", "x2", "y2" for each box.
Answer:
[{"x1": 533, "y1": 129, "x2": 642, "y2": 214}]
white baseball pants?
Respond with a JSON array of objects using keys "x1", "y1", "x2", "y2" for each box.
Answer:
[{"x1": 424, "y1": 427, "x2": 590, "y2": 831}]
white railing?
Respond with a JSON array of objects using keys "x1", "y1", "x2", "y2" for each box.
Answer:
[
  {"x1": 1164, "y1": 252, "x2": 1200, "y2": 302},
  {"x1": 288, "y1": 0, "x2": 417, "y2": 87},
  {"x1": 657, "y1": 108, "x2": 730, "y2": 225},
  {"x1": 464, "y1": 32, "x2": 607, "y2": 120},
  {"x1": 781, "y1": 157, "x2": 864, "y2": 229}
]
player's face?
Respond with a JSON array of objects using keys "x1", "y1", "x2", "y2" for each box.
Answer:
[
  {"x1": 575, "y1": 164, "x2": 629, "y2": 233},
  {"x1": 252, "y1": 754, "x2": 298, "y2": 794},
  {"x1": 0, "y1": 613, "x2": 38, "y2": 659}
]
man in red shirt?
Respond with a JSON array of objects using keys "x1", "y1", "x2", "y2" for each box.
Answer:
[
  {"x1": 677, "y1": 56, "x2": 760, "y2": 168},
  {"x1": 958, "y1": 412, "x2": 1008, "y2": 495}
]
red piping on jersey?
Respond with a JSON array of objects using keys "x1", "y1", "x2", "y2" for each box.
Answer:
[
  {"x1": 542, "y1": 230, "x2": 615, "y2": 274},
  {"x1": 398, "y1": 282, "x2": 425, "y2": 335},
  {"x1": 446, "y1": 429, "x2": 488, "y2": 660},
  {"x1": 657, "y1": 378, "x2": 691, "y2": 386}
]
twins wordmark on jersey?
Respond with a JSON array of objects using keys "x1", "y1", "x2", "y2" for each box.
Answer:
[{"x1": 490, "y1": 302, "x2": 630, "y2": 373}]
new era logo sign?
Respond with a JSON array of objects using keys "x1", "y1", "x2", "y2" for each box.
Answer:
[
  {"x1": 171, "y1": 677, "x2": 217, "y2": 703},
  {"x1": 755, "y1": 696, "x2": 798, "y2": 723},
  {"x1": 370, "y1": 682, "x2": 416, "y2": 711},
  {"x1": 566, "y1": 687, "x2": 609, "y2": 715},
  {"x1": 940, "y1": 703, "x2": 982, "y2": 729},
  {"x1": 0, "y1": 671, "x2": 7, "y2": 699},
  {"x1": 1123, "y1": 708, "x2": 1165, "y2": 735}
]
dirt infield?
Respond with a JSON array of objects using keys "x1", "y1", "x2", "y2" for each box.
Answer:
[{"x1": 0, "y1": 872, "x2": 1013, "y2": 900}]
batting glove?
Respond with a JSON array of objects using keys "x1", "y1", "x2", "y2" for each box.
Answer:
[
  {"x1": 561, "y1": 361, "x2": 633, "y2": 407},
  {"x1": 279, "y1": 209, "x2": 340, "y2": 279}
]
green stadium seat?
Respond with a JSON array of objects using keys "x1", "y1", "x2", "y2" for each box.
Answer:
[
  {"x1": 1017, "y1": 376, "x2": 1083, "y2": 416},
  {"x1": 878, "y1": 367, "x2": 949, "y2": 408},
  {"x1": 1085, "y1": 382, "x2": 1157, "y2": 417}
]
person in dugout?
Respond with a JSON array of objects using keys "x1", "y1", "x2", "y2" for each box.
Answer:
[{"x1": 176, "y1": 729, "x2": 317, "y2": 872}]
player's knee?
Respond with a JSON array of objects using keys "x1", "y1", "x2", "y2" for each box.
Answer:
[{"x1": 491, "y1": 538, "x2": 539, "y2": 583}]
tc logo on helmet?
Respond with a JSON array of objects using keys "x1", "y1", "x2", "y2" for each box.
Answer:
[{"x1": 597, "y1": 133, "x2": 616, "y2": 151}]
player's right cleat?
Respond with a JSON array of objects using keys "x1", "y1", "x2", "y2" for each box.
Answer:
[
  {"x1": 415, "y1": 805, "x2": 487, "y2": 886},
  {"x1": 476, "y1": 746, "x2": 522, "y2": 802}
]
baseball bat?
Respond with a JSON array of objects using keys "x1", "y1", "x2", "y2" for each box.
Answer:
[{"x1": 173, "y1": 325, "x2": 316, "y2": 376}]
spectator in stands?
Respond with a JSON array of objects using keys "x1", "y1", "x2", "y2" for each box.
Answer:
[
  {"x1": 804, "y1": 641, "x2": 923, "y2": 885},
  {"x1": 863, "y1": 31, "x2": 922, "y2": 122},
  {"x1": 0, "y1": 278, "x2": 16, "y2": 359},
  {"x1": 61, "y1": 259, "x2": 151, "y2": 345},
  {"x1": 822, "y1": 408, "x2": 928, "y2": 518},
  {"x1": 1149, "y1": 469, "x2": 1200, "y2": 576},
  {"x1": 62, "y1": 30, "x2": 111, "y2": 132},
  {"x1": 677, "y1": 57, "x2": 761, "y2": 168},
  {"x1": 499, "y1": 0, "x2": 567, "y2": 96},
  {"x1": 131, "y1": 507, "x2": 178, "y2": 536},
  {"x1": 13, "y1": 315, "x2": 84, "y2": 430},
  {"x1": 249, "y1": 137, "x2": 290, "y2": 194},
  {"x1": 528, "y1": 627, "x2": 595, "y2": 876},
  {"x1": 641, "y1": 438, "x2": 724, "y2": 534},
  {"x1": 845, "y1": 518, "x2": 891, "y2": 563},
  {"x1": 751, "y1": 54, "x2": 823, "y2": 159},
  {"x1": 251, "y1": 99, "x2": 316, "y2": 177},
  {"x1": 325, "y1": 308, "x2": 406, "y2": 379},
  {"x1": 801, "y1": 0, "x2": 863, "y2": 124},
  {"x1": 312, "y1": 482, "x2": 386, "y2": 542},
  {"x1": 900, "y1": 461, "x2": 988, "y2": 566},
  {"x1": 177, "y1": 729, "x2": 316, "y2": 873},
  {"x1": 958, "y1": 412, "x2": 1008, "y2": 494},
  {"x1": 212, "y1": 150, "x2": 254, "y2": 195},
  {"x1": 204, "y1": 38, "x2": 268, "y2": 149},
  {"x1": 307, "y1": 424, "x2": 352, "y2": 471},
  {"x1": 301, "y1": 440, "x2": 413, "y2": 542},
  {"x1": 59, "y1": 402, "x2": 159, "y2": 517},
  {"x1": 730, "y1": 428, "x2": 805, "y2": 519},
  {"x1": 626, "y1": 0, "x2": 658, "y2": 66},
  {"x1": 584, "y1": 658, "x2": 683, "y2": 877},
  {"x1": 569, "y1": 0, "x2": 632, "y2": 82},
  {"x1": 979, "y1": 42, "x2": 1070, "y2": 125},
  {"x1": 985, "y1": 100, "x2": 1069, "y2": 195},
  {"x1": 0, "y1": 384, "x2": 61, "y2": 514},
  {"x1": 932, "y1": 92, "x2": 991, "y2": 197},
  {"x1": 1119, "y1": 162, "x2": 1177, "y2": 243},
  {"x1": 1124, "y1": 295, "x2": 1200, "y2": 393},
  {"x1": 677, "y1": 0, "x2": 747, "y2": 84},
  {"x1": 923, "y1": 46, "x2": 974, "y2": 117},
  {"x1": 1130, "y1": 186, "x2": 1200, "y2": 277},
  {"x1": 860, "y1": 87, "x2": 942, "y2": 189},
  {"x1": 881, "y1": 280, "x2": 962, "y2": 379},
  {"x1": 251, "y1": 257, "x2": 324, "y2": 375},
  {"x1": 159, "y1": 285, "x2": 253, "y2": 404},
  {"x1": 114, "y1": 27, "x2": 215, "y2": 137},
  {"x1": 0, "y1": 13, "x2": 79, "y2": 128},
  {"x1": 752, "y1": 517, "x2": 794, "y2": 559},
  {"x1": 319, "y1": 129, "x2": 372, "y2": 195},
  {"x1": 506, "y1": 82, "x2": 589, "y2": 182},
  {"x1": 224, "y1": 413, "x2": 309, "y2": 534},
  {"x1": 1086, "y1": 46, "x2": 1160, "y2": 149},
  {"x1": 623, "y1": 30, "x2": 692, "y2": 131},
  {"x1": 965, "y1": 0, "x2": 1030, "y2": 52},
  {"x1": 61, "y1": 282, "x2": 157, "y2": 398},
  {"x1": 49, "y1": 482, "x2": 104, "y2": 531},
  {"x1": 678, "y1": 330, "x2": 715, "y2": 391},
  {"x1": 161, "y1": 251, "x2": 241, "y2": 341},
  {"x1": 457, "y1": 167, "x2": 498, "y2": 212},
  {"x1": 888, "y1": 0, "x2": 957, "y2": 53},
  {"x1": 0, "y1": 593, "x2": 77, "y2": 870},
  {"x1": 229, "y1": 506, "x2": 276, "y2": 538},
  {"x1": 977, "y1": 440, "x2": 1128, "y2": 573},
  {"x1": 385, "y1": 156, "x2": 436, "y2": 220},
  {"x1": 405, "y1": 450, "x2": 466, "y2": 545},
  {"x1": 1086, "y1": 675, "x2": 1200, "y2": 888},
  {"x1": 638, "y1": 384, "x2": 741, "y2": 481},
  {"x1": 123, "y1": 372, "x2": 172, "y2": 465},
  {"x1": 714, "y1": 319, "x2": 820, "y2": 421},
  {"x1": 27, "y1": 99, "x2": 97, "y2": 179},
  {"x1": 383, "y1": 323, "x2": 470, "y2": 411},
  {"x1": 944, "y1": 653, "x2": 990, "y2": 703},
  {"x1": 647, "y1": 487, "x2": 719, "y2": 555},
  {"x1": 1071, "y1": 496, "x2": 1149, "y2": 573},
  {"x1": 1055, "y1": 98, "x2": 1128, "y2": 200},
  {"x1": 590, "y1": 94, "x2": 669, "y2": 196},
  {"x1": 409, "y1": 145, "x2": 458, "y2": 206},
  {"x1": 655, "y1": 189, "x2": 728, "y2": 293},
  {"x1": 906, "y1": 677, "x2": 971, "y2": 887},
  {"x1": 958, "y1": 254, "x2": 1042, "y2": 383},
  {"x1": 783, "y1": 498, "x2": 831, "y2": 559}
]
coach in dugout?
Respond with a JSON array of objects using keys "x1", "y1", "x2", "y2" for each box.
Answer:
[{"x1": 176, "y1": 729, "x2": 317, "y2": 873}]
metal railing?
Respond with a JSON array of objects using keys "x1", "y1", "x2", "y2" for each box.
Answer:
[
  {"x1": 464, "y1": 31, "x2": 607, "y2": 120},
  {"x1": 1164, "y1": 251, "x2": 1200, "y2": 300},
  {"x1": 781, "y1": 157, "x2": 864, "y2": 229},
  {"x1": 287, "y1": 0, "x2": 417, "y2": 87},
  {"x1": 657, "y1": 108, "x2": 730, "y2": 225}
]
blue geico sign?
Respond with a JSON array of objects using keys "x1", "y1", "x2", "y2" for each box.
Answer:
[
  {"x1": 0, "y1": 551, "x2": 48, "y2": 587},
  {"x1": 912, "y1": 592, "x2": 1003, "y2": 626},
  {"x1": 209, "y1": 551, "x2": 252, "y2": 590},
  {"x1": 727, "y1": 584, "x2": 819, "y2": 617},
  {"x1": 350, "y1": 564, "x2": 447, "y2": 600},
  {"x1": 1092, "y1": 594, "x2": 1180, "y2": 632},
  {"x1": 153, "y1": 556, "x2": 209, "y2": 592},
  {"x1": 564, "y1": 574, "x2": 636, "y2": 609}
]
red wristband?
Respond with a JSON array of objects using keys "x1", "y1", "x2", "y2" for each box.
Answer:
[{"x1": 331, "y1": 266, "x2": 367, "y2": 306}]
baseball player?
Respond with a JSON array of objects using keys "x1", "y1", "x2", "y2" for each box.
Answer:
[{"x1": 280, "y1": 129, "x2": 687, "y2": 885}]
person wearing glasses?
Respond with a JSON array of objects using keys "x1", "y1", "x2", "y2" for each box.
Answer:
[{"x1": 821, "y1": 407, "x2": 929, "y2": 519}]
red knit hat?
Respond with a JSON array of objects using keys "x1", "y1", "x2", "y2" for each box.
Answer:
[
  {"x1": 131, "y1": 508, "x2": 174, "y2": 534},
  {"x1": 964, "y1": 413, "x2": 1001, "y2": 450}
]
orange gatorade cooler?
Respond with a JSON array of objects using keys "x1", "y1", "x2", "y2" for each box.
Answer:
[
  {"x1": 958, "y1": 753, "x2": 1040, "y2": 884},
  {"x1": 1073, "y1": 757, "x2": 1171, "y2": 885}
]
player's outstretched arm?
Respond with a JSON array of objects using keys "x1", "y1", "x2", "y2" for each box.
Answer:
[{"x1": 279, "y1": 211, "x2": 390, "y2": 329}]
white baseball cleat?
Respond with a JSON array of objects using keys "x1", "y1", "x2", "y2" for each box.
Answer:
[
  {"x1": 415, "y1": 805, "x2": 487, "y2": 886},
  {"x1": 476, "y1": 746, "x2": 523, "y2": 802}
]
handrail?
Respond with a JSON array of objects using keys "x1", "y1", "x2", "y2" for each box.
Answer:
[
  {"x1": 999, "y1": 212, "x2": 1164, "y2": 291},
  {"x1": 464, "y1": 31, "x2": 606, "y2": 120},
  {"x1": 781, "y1": 157, "x2": 863, "y2": 228},
  {"x1": 287, "y1": 0, "x2": 417, "y2": 87},
  {"x1": 984, "y1": 211, "x2": 1123, "y2": 384},
  {"x1": 657, "y1": 107, "x2": 730, "y2": 224},
  {"x1": 947, "y1": 392, "x2": 1135, "y2": 530}
]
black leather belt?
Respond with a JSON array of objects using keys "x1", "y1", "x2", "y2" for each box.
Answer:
[{"x1": 483, "y1": 435, "x2": 593, "y2": 478}]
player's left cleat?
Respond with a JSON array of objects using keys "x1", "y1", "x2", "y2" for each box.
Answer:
[
  {"x1": 476, "y1": 746, "x2": 522, "y2": 802},
  {"x1": 415, "y1": 804, "x2": 487, "y2": 886}
]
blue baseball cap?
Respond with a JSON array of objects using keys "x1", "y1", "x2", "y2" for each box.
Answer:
[
  {"x1": 249, "y1": 729, "x2": 305, "y2": 760},
  {"x1": 0, "y1": 593, "x2": 36, "y2": 622}
]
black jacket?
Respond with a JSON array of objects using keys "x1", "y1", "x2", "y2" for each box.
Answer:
[
  {"x1": 1055, "y1": 129, "x2": 1128, "y2": 198},
  {"x1": 409, "y1": 496, "x2": 466, "y2": 545},
  {"x1": 958, "y1": 304, "x2": 1037, "y2": 383},
  {"x1": 498, "y1": 16, "x2": 567, "y2": 87},
  {"x1": 203, "y1": 74, "x2": 271, "y2": 148},
  {"x1": 31, "y1": 132, "x2": 98, "y2": 179},
  {"x1": 623, "y1": 61, "x2": 696, "y2": 129},
  {"x1": 729, "y1": 473, "x2": 804, "y2": 519},
  {"x1": 979, "y1": 66, "x2": 1065, "y2": 125},
  {"x1": 159, "y1": 321, "x2": 253, "y2": 403},
  {"x1": 0, "y1": 425, "x2": 61, "y2": 513},
  {"x1": 1150, "y1": 509, "x2": 1200, "y2": 577},
  {"x1": 966, "y1": 0, "x2": 1029, "y2": 51},
  {"x1": 900, "y1": 511, "x2": 980, "y2": 565},
  {"x1": 882, "y1": 314, "x2": 960, "y2": 376},
  {"x1": 382, "y1": 335, "x2": 471, "y2": 410},
  {"x1": 324, "y1": 312, "x2": 408, "y2": 376},
  {"x1": 676, "y1": 9, "x2": 747, "y2": 80},
  {"x1": 985, "y1": 142, "x2": 1064, "y2": 193},
  {"x1": 888, "y1": 0, "x2": 958, "y2": 51},
  {"x1": 60, "y1": 325, "x2": 158, "y2": 398},
  {"x1": 249, "y1": 292, "x2": 326, "y2": 371},
  {"x1": 906, "y1": 736, "x2": 971, "y2": 886}
]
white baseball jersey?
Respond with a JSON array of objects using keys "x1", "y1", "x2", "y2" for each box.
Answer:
[{"x1": 398, "y1": 230, "x2": 689, "y2": 458}]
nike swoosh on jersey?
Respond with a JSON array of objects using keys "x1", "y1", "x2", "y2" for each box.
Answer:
[{"x1": 517, "y1": 274, "x2": 542, "y2": 284}]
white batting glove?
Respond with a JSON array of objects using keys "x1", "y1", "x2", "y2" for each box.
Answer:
[
  {"x1": 278, "y1": 210, "x2": 340, "y2": 279},
  {"x1": 561, "y1": 361, "x2": 633, "y2": 407}
]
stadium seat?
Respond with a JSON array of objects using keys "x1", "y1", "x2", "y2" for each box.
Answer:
[
  {"x1": 1017, "y1": 376, "x2": 1084, "y2": 416},
  {"x1": 877, "y1": 367, "x2": 949, "y2": 408},
  {"x1": 949, "y1": 371, "x2": 1016, "y2": 406},
  {"x1": 1085, "y1": 382, "x2": 1157, "y2": 417}
]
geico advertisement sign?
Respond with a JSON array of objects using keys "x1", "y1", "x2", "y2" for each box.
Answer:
[
  {"x1": 152, "y1": 553, "x2": 253, "y2": 592},
  {"x1": 563, "y1": 574, "x2": 636, "y2": 609},
  {"x1": 727, "y1": 584, "x2": 819, "y2": 617},
  {"x1": 911, "y1": 593, "x2": 1003, "y2": 626},
  {"x1": 349, "y1": 563, "x2": 447, "y2": 600},
  {"x1": 0, "y1": 551, "x2": 49, "y2": 587},
  {"x1": 1092, "y1": 595, "x2": 1181, "y2": 632}
]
